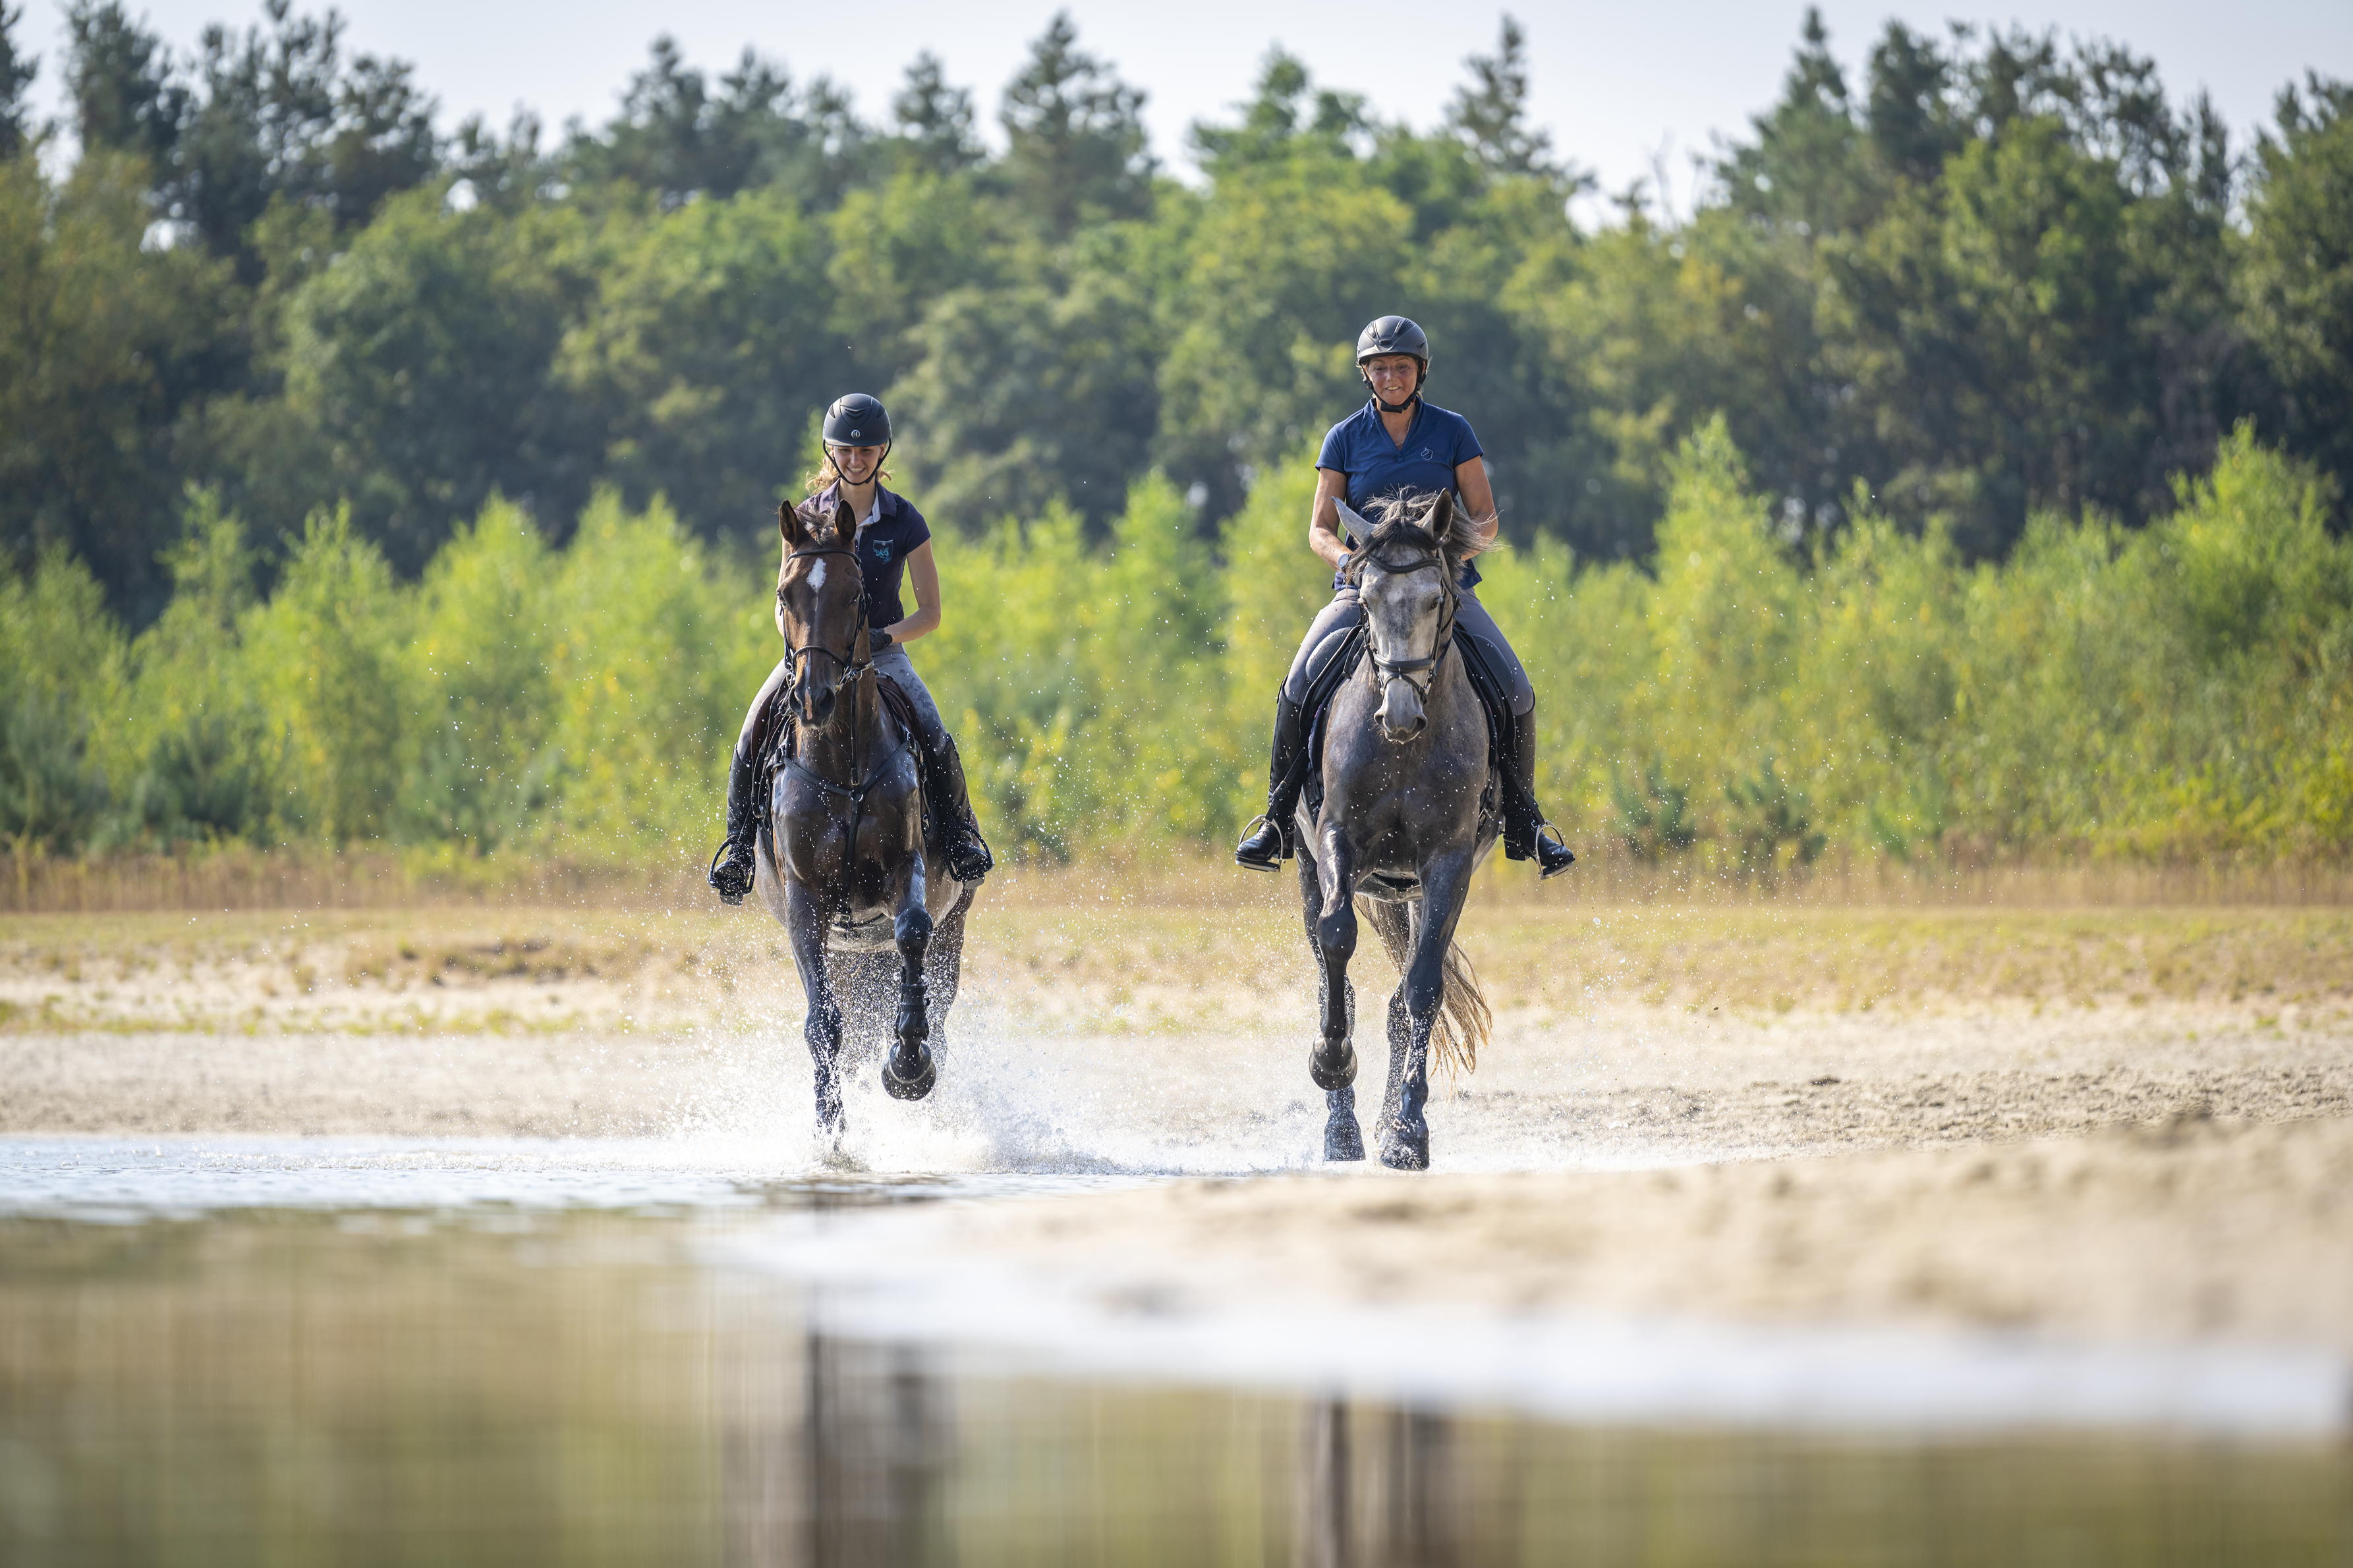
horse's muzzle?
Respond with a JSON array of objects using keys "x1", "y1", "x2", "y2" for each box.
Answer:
[
  {"x1": 799, "y1": 684, "x2": 837, "y2": 727},
  {"x1": 1376, "y1": 679, "x2": 1427, "y2": 742}
]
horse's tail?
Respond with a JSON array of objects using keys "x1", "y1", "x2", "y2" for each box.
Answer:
[
  {"x1": 1432, "y1": 941, "x2": 1491, "y2": 1076},
  {"x1": 1362, "y1": 899, "x2": 1492, "y2": 1077}
]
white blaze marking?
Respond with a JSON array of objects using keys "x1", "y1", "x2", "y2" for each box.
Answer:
[{"x1": 808, "y1": 560, "x2": 827, "y2": 592}]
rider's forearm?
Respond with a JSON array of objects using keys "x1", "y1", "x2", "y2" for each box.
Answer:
[
  {"x1": 884, "y1": 605, "x2": 940, "y2": 644},
  {"x1": 1308, "y1": 519, "x2": 1351, "y2": 571}
]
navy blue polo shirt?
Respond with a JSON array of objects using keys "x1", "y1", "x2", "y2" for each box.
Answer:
[
  {"x1": 1316, "y1": 399, "x2": 1485, "y2": 587},
  {"x1": 804, "y1": 484, "x2": 932, "y2": 628}
]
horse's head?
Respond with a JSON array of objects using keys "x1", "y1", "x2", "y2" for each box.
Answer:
[
  {"x1": 776, "y1": 497, "x2": 867, "y2": 727},
  {"x1": 1342, "y1": 490, "x2": 1481, "y2": 742}
]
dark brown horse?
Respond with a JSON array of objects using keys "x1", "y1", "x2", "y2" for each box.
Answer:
[
  {"x1": 754, "y1": 497, "x2": 975, "y2": 1141},
  {"x1": 1296, "y1": 491, "x2": 1495, "y2": 1171}
]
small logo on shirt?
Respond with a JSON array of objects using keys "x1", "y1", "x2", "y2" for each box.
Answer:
[
  {"x1": 872, "y1": 542, "x2": 892, "y2": 563},
  {"x1": 1419, "y1": 447, "x2": 1433, "y2": 459}
]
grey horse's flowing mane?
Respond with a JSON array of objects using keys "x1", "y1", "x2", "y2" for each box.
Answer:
[{"x1": 1342, "y1": 489, "x2": 1491, "y2": 584}]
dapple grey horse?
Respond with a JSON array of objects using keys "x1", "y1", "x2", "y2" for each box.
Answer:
[
  {"x1": 754, "y1": 496, "x2": 975, "y2": 1142},
  {"x1": 1295, "y1": 490, "x2": 1496, "y2": 1171}
]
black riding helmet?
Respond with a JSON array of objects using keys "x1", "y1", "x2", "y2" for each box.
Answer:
[
  {"x1": 823, "y1": 392, "x2": 891, "y2": 449},
  {"x1": 1356, "y1": 316, "x2": 1430, "y2": 413}
]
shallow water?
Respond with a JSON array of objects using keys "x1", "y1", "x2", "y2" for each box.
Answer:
[{"x1": 0, "y1": 1136, "x2": 2347, "y2": 1567}]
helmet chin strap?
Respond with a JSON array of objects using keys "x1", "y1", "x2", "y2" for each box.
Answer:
[{"x1": 833, "y1": 441, "x2": 893, "y2": 493}]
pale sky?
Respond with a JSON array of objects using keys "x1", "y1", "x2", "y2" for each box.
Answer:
[{"x1": 20, "y1": 0, "x2": 2353, "y2": 210}]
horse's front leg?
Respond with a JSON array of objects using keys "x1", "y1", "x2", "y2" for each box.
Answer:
[
  {"x1": 785, "y1": 875, "x2": 845, "y2": 1140},
  {"x1": 881, "y1": 849, "x2": 936, "y2": 1102},
  {"x1": 1380, "y1": 849, "x2": 1474, "y2": 1172},
  {"x1": 1306, "y1": 829, "x2": 1364, "y2": 1162}
]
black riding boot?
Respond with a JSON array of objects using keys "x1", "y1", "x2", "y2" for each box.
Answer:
[
  {"x1": 1502, "y1": 708, "x2": 1575, "y2": 879},
  {"x1": 921, "y1": 731, "x2": 994, "y2": 884},
  {"x1": 706, "y1": 741, "x2": 764, "y2": 904},
  {"x1": 1235, "y1": 694, "x2": 1308, "y2": 872}
]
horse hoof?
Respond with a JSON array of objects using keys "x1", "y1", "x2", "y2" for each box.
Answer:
[
  {"x1": 1309, "y1": 1044, "x2": 1357, "y2": 1092},
  {"x1": 1325, "y1": 1119, "x2": 1365, "y2": 1162},
  {"x1": 883, "y1": 1048, "x2": 936, "y2": 1102},
  {"x1": 1377, "y1": 1120, "x2": 1429, "y2": 1171}
]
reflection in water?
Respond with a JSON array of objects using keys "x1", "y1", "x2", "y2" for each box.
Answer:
[
  {"x1": 1299, "y1": 1399, "x2": 1461, "y2": 1568},
  {"x1": 0, "y1": 1209, "x2": 2347, "y2": 1567}
]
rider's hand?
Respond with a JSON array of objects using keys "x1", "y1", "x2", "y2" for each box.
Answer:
[{"x1": 868, "y1": 626, "x2": 894, "y2": 652}]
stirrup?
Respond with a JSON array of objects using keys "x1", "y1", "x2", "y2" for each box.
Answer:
[
  {"x1": 1533, "y1": 822, "x2": 1575, "y2": 880},
  {"x1": 706, "y1": 838, "x2": 755, "y2": 905},
  {"x1": 944, "y1": 826, "x2": 993, "y2": 883},
  {"x1": 1235, "y1": 813, "x2": 1289, "y2": 872}
]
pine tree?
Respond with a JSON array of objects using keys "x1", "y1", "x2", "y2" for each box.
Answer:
[
  {"x1": 65, "y1": 1, "x2": 184, "y2": 168},
  {"x1": 1444, "y1": 16, "x2": 1559, "y2": 179},
  {"x1": 892, "y1": 51, "x2": 980, "y2": 175},
  {"x1": 0, "y1": 3, "x2": 38, "y2": 157},
  {"x1": 1000, "y1": 13, "x2": 1152, "y2": 233}
]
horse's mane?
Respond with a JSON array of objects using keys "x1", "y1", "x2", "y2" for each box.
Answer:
[{"x1": 1344, "y1": 490, "x2": 1491, "y2": 583}]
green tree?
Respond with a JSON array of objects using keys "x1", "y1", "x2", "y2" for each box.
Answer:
[
  {"x1": 559, "y1": 188, "x2": 838, "y2": 543},
  {"x1": 890, "y1": 263, "x2": 1160, "y2": 532},
  {"x1": 63, "y1": 1, "x2": 183, "y2": 169},
  {"x1": 566, "y1": 37, "x2": 866, "y2": 210},
  {"x1": 0, "y1": 2, "x2": 39, "y2": 157},
  {"x1": 113, "y1": 490, "x2": 276, "y2": 845},
  {"x1": 241, "y1": 505, "x2": 409, "y2": 842},
  {"x1": 998, "y1": 13, "x2": 1152, "y2": 235},
  {"x1": 1445, "y1": 16, "x2": 1569, "y2": 182},
  {"x1": 271, "y1": 190, "x2": 597, "y2": 571},
  {"x1": 888, "y1": 51, "x2": 980, "y2": 176},
  {"x1": 2244, "y1": 77, "x2": 2353, "y2": 486},
  {"x1": 0, "y1": 150, "x2": 241, "y2": 620},
  {"x1": 399, "y1": 497, "x2": 555, "y2": 850}
]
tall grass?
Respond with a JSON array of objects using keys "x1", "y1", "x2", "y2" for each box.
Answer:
[{"x1": 4, "y1": 423, "x2": 2346, "y2": 888}]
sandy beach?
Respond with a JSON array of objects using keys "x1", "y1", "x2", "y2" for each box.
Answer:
[{"x1": 4, "y1": 897, "x2": 2349, "y2": 1358}]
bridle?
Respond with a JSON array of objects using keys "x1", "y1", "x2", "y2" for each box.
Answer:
[
  {"x1": 775, "y1": 538, "x2": 907, "y2": 831},
  {"x1": 1357, "y1": 542, "x2": 1460, "y2": 705},
  {"x1": 780, "y1": 542, "x2": 872, "y2": 698}
]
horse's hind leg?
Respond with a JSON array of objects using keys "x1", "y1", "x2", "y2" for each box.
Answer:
[
  {"x1": 1302, "y1": 837, "x2": 1363, "y2": 1162},
  {"x1": 882, "y1": 858, "x2": 936, "y2": 1102},
  {"x1": 786, "y1": 878, "x2": 846, "y2": 1140}
]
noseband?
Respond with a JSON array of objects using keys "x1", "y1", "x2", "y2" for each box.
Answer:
[
  {"x1": 1360, "y1": 547, "x2": 1460, "y2": 704},
  {"x1": 781, "y1": 543, "x2": 871, "y2": 696}
]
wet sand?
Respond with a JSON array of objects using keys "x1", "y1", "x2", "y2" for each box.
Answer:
[
  {"x1": 3, "y1": 901, "x2": 2350, "y2": 1358},
  {"x1": 905, "y1": 1112, "x2": 2353, "y2": 1358}
]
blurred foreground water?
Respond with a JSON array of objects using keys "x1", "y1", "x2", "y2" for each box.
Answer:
[{"x1": 0, "y1": 1138, "x2": 2346, "y2": 1567}]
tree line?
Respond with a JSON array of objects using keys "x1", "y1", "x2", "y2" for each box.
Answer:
[{"x1": 1, "y1": 3, "x2": 2350, "y2": 870}]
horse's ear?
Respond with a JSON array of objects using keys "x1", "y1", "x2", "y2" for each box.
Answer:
[
  {"x1": 1425, "y1": 490, "x2": 1456, "y2": 542},
  {"x1": 780, "y1": 501, "x2": 803, "y2": 547},
  {"x1": 1335, "y1": 498, "x2": 1373, "y2": 548}
]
